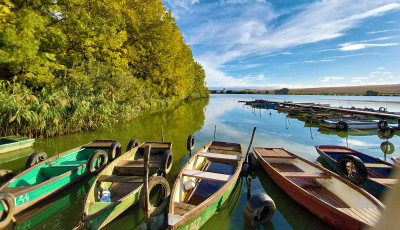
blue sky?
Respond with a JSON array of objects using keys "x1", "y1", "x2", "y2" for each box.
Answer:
[{"x1": 163, "y1": 0, "x2": 400, "y2": 89}]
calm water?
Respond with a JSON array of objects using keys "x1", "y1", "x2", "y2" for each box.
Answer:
[{"x1": 2, "y1": 94, "x2": 399, "y2": 230}]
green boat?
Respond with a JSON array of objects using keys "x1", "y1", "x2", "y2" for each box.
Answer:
[
  {"x1": 168, "y1": 141, "x2": 243, "y2": 230},
  {"x1": 0, "y1": 140, "x2": 121, "y2": 228},
  {"x1": 0, "y1": 136, "x2": 35, "y2": 154},
  {"x1": 82, "y1": 141, "x2": 172, "y2": 229}
]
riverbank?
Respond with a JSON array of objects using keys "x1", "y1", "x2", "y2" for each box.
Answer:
[{"x1": 211, "y1": 84, "x2": 400, "y2": 96}]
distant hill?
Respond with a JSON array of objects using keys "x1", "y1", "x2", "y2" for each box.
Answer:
[{"x1": 211, "y1": 84, "x2": 400, "y2": 96}]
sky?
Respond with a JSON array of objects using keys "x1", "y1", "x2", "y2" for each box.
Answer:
[{"x1": 162, "y1": 0, "x2": 400, "y2": 89}]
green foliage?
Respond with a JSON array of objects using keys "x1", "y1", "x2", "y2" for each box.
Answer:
[
  {"x1": 0, "y1": 0, "x2": 208, "y2": 137},
  {"x1": 365, "y1": 90, "x2": 380, "y2": 96},
  {"x1": 274, "y1": 88, "x2": 289, "y2": 95}
]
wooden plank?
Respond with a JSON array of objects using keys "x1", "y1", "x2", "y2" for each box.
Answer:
[
  {"x1": 97, "y1": 175, "x2": 143, "y2": 183},
  {"x1": 364, "y1": 163, "x2": 392, "y2": 169},
  {"x1": 280, "y1": 172, "x2": 330, "y2": 179},
  {"x1": 369, "y1": 178, "x2": 398, "y2": 185},
  {"x1": 182, "y1": 169, "x2": 231, "y2": 183},
  {"x1": 197, "y1": 152, "x2": 241, "y2": 161},
  {"x1": 254, "y1": 147, "x2": 294, "y2": 158},
  {"x1": 271, "y1": 163, "x2": 303, "y2": 172}
]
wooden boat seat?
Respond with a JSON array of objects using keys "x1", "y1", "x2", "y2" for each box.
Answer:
[
  {"x1": 364, "y1": 163, "x2": 392, "y2": 169},
  {"x1": 173, "y1": 202, "x2": 196, "y2": 216},
  {"x1": 369, "y1": 178, "x2": 398, "y2": 185},
  {"x1": 198, "y1": 152, "x2": 241, "y2": 162},
  {"x1": 254, "y1": 148, "x2": 295, "y2": 158},
  {"x1": 97, "y1": 175, "x2": 143, "y2": 183},
  {"x1": 338, "y1": 208, "x2": 380, "y2": 226},
  {"x1": 182, "y1": 169, "x2": 231, "y2": 183},
  {"x1": 281, "y1": 172, "x2": 330, "y2": 179}
]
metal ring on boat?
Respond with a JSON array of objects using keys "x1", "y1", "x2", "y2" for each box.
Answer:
[
  {"x1": 187, "y1": 135, "x2": 195, "y2": 151},
  {"x1": 243, "y1": 193, "x2": 275, "y2": 227},
  {"x1": 380, "y1": 142, "x2": 395, "y2": 154},
  {"x1": 336, "y1": 155, "x2": 368, "y2": 185},
  {"x1": 0, "y1": 192, "x2": 15, "y2": 229},
  {"x1": 139, "y1": 176, "x2": 170, "y2": 217},
  {"x1": 88, "y1": 150, "x2": 109, "y2": 173},
  {"x1": 25, "y1": 152, "x2": 48, "y2": 169}
]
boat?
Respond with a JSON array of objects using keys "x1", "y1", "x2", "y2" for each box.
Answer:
[
  {"x1": 0, "y1": 140, "x2": 120, "y2": 228},
  {"x1": 82, "y1": 141, "x2": 172, "y2": 229},
  {"x1": 168, "y1": 141, "x2": 243, "y2": 230},
  {"x1": 320, "y1": 119, "x2": 379, "y2": 130},
  {"x1": 315, "y1": 145, "x2": 396, "y2": 197},
  {"x1": 0, "y1": 136, "x2": 35, "y2": 154},
  {"x1": 253, "y1": 147, "x2": 384, "y2": 230}
]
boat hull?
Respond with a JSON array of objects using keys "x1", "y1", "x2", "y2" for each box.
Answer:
[
  {"x1": 258, "y1": 159, "x2": 366, "y2": 230},
  {"x1": 0, "y1": 136, "x2": 35, "y2": 154}
]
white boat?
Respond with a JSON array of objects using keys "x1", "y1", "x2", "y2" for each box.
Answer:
[{"x1": 321, "y1": 119, "x2": 379, "y2": 130}]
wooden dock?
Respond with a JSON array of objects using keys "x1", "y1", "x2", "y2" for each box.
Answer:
[{"x1": 240, "y1": 100, "x2": 400, "y2": 125}]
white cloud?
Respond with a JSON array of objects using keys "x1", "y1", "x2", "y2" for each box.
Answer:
[
  {"x1": 340, "y1": 43, "x2": 399, "y2": 51},
  {"x1": 320, "y1": 76, "x2": 344, "y2": 82},
  {"x1": 367, "y1": 28, "x2": 400, "y2": 34}
]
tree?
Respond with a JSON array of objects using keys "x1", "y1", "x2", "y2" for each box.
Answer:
[
  {"x1": 274, "y1": 88, "x2": 289, "y2": 95},
  {"x1": 365, "y1": 90, "x2": 379, "y2": 96}
]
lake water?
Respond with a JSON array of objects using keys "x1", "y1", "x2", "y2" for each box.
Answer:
[{"x1": 2, "y1": 94, "x2": 399, "y2": 230}]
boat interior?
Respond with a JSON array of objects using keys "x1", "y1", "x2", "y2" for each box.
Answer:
[{"x1": 172, "y1": 141, "x2": 242, "y2": 216}]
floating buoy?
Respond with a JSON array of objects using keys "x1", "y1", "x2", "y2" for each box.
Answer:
[
  {"x1": 25, "y1": 152, "x2": 48, "y2": 169},
  {"x1": 381, "y1": 142, "x2": 395, "y2": 154},
  {"x1": 336, "y1": 155, "x2": 368, "y2": 185},
  {"x1": 243, "y1": 193, "x2": 276, "y2": 227}
]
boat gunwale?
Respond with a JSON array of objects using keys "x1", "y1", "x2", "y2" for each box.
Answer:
[{"x1": 168, "y1": 140, "x2": 243, "y2": 229}]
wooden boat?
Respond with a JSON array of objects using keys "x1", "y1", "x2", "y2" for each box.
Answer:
[
  {"x1": 82, "y1": 141, "x2": 172, "y2": 229},
  {"x1": 315, "y1": 145, "x2": 396, "y2": 197},
  {"x1": 0, "y1": 136, "x2": 35, "y2": 154},
  {"x1": 0, "y1": 140, "x2": 119, "y2": 227},
  {"x1": 253, "y1": 147, "x2": 384, "y2": 230},
  {"x1": 168, "y1": 141, "x2": 243, "y2": 230},
  {"x1": 321, "y1": 119, "x2": 379, "y2": 130}
]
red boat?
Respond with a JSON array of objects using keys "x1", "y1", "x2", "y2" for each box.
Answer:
[{"x1": 253, "y1": 147, "x2": 384, "y2": 230}]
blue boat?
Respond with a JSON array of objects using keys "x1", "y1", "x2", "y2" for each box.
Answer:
[{"x1": 315, "y1": 145, "x2": 396, "y2": 198}]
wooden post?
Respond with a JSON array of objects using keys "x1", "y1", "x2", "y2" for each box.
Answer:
[
  {"x1": 144, "y1": 144, "x2": 151, "y2": 219},
  {"x1": 244, "y1": 127, "x2": 256, "y2": 164},
  {"x1": 160, "y1": 122, "x2": 164, "y2": 142}
]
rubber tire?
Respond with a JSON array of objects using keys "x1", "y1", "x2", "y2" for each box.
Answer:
[
  {"x1": 378, "y1": 120, "x2": 388, "y2": 130},
  {"x1": 381, "y1": 142, "x2": 395, "y2": 154},
  {"x1": 378, "y1": 126, "x2": 395, "y2": 139},
  {"x1": 126, "y1": 139, "x2": 140, "y2": 152},
  {"x1": 379, "y1": 107, "x2": 386, "y2": 112},
  {"x1": 139, "y1": 176, "x2": 170, "y2": 217},
  {"x1": 243, "y1": 193, "x2": 276, "y2": 227},
  {"x1": 0, "y1": 170, "x2": 14, "y2": 184},
  {"x1": 108, "y1": 141, "x2": 121, "y2": 161},
  {"x1": 160, "y1": 150, "x2": 173, "y2": 174},
  {"x1": 248, "y1": 152, "x2": 258, "y2": 171},
  {"x1": 336, "y1": 155, "x2": 368, "y2": 185},
  {"x1": 88, "y1": 150, "x2": 108, "y2": 174},
  {"x1": 0, "y1": 192, "x2": 15, "y2": 229},
  {"x1": 336, "y1": 121, "x2": 348, "y2": 131},
  {"x1": 25, "y1": 152, "x2": 48, "y2": 169},
  {"x1": 187, "y1": 135, "x2": 195, "y2": 151}
]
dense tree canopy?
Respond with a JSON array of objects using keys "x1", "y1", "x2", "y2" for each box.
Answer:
[{"x1": 0, "y1": 0, "x2": 208, "y2": 137}]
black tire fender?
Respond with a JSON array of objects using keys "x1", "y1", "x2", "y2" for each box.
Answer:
[
  {"x1": 126, "y1": 139, "x2": 140, "y2": 152},
  {"x1": 243, "y1": 193, "x2": 276, "y2": 227},
  {"x1": 139, "y1": 176, "x2": 170, "y2": 217},
  {"x1": 187, "y1": 135, "x2": 195, "y2": 151},
  {"x1": 25, "y1": 152, "x2": 48, "y2": 169},
  {"x1": 336, "y1": 121, "x2": 348, "y2": 131},
  {"x1": 336, "y1": 155, "x2": 368, "y2": 185},
  {"x1": 0, "y1": 192, "x2": 15, "y2": 229},
  {"x1": 381, "y1": 142, "x2": 395, "y2": 154},
  {"x1": 108, "y1": 141, "x2": 121, "y2": 161},
  {"x1": 88, "y1": 150, "x2": 108, "y2": 174},
  {"x1": 0, "y1": 170, "x2": 14, "y2": 184},
  {"x1": 378, "y1": 120, "x2": 388, "y2": 130},
  {"x1": 378, "y1": 126, "x2": 395, "y2": 139},
  {"x1": 160, "y1": 150, "x2": 173, "y2": 174},
  {"x1": 379, "y1": 107, "x2": 386, "y2": 112},
  {"x1": 248, "y1": 152, "x2": 258, "y2": 171}
]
